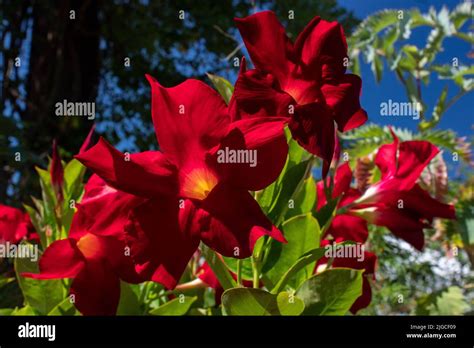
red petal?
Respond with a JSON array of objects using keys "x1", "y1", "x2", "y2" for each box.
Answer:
[
  {"x1": 125, "y1": 197, "x2": 201, "y2": 289},
  {"x1": 22, "y1": 239, "x2": 84, "y2": 279},
  {"x1": 76, "y1": 137, "x2": 178, "y2": 198},
  {"x1": 70, "y1": 176, "x2": 145, "y2": 239},
  {"x1": 375, "y1": 134, "x2": 439, "y2": 191},
  {"x1": 321, "y1": 74, "x2": 367, "y2": 132},
  {"x1": 231, "y1": 68, "x2": 294, "y2": 120},
  {"x1": 325, "y1": 214, "x2": 368, "y2": 244},
  {"x1": 333, "y1": 162, "x2": 353, "y2": 197},
  {"x1": 235, "y1": 11, "x2": 294, "y2": 84},
  {"x1": 289, "y1": 102, "x2": 335, "y2": 169},
  {"x1": 395, "y1": 140, "x2": 439, "y2": 190},
  {"x1": 197, "y1": 262, "x2": 221, "y2": 289},
  {"x1": 0, "y1": 204, "x2": 30, "y2": 244},
  {"x1": 70, "y1": 260, "x2": 120, "y2": 315},
  {"x1": 294, "y1": 17, "x2": 348, "y2": 81},
  {"x1": 78, "y1": 124, "x2": 96, "y2": 154},
  {"x1": 199, "y1": 183, "x2": 285, "y2": 258},
  {"x1": 211, "y1": 117, "x2": 288, "y2": 191},
  {"x1": 370, "y1": 207, "x2": 427, "y2": 250},
  {"x1": 146, "y1": 75, "x2": 230, "y2": 164},
  {"x1": 376, "y1": 184, "x2": 455, "y2": 222}
]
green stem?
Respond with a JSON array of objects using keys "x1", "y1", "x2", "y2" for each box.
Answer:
[
  {"x1": 251, "y1": 257, "x2": 259, "y2": 288},
  {"x1": 236, "y1": 259, "x2": 242, "y2": 286},
  {"x1": 201, "y1": 244, "x2": 237, "y2": 290}
]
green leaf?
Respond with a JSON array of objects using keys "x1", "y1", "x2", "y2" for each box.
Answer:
[
  {"x1": 257, "y1": 131, "x2": 312, "y2": 224},
  {"x1": 23, "y1": 204, "x2": 47, "y2": 248},
  {"x1": 200, "y1": 244, "x2": 237, "y2": 290},
  {"x1": 371, "y1": 54, "x2": 383, "y2": 83},
  {"x1": 149, "y1": 296, "x2": 197, "y2": 316},
  {"x1": 267, "y1": 159, "x2": 311, "y2": 225},
  {"x1": 419, "y1": 86, "x2": 447, "y2": 130},
  {"x1": 64, "y1": 159, "x2": 86, "y2": 199},
  {"x1": 206, "y1": 73, "x2": 234, "y2": 105},
  {"x1": 48, "y1": 297, "x2": 76, "y2": 316},
  {"x1": 222, "y1": 288, "x2": 304, "y2": 316},
  {"x1": 11, "y1": 305, "x2": 38, "y2": 316},
  {"x1": 116, "y1": 282, "x2": 141, "y2": 315},
  {"x1": 284, "y1": 176, "x2": 316, "y2": 220},
  {"x1": 265, "y1": 214, "x2": 320, "y2": 291},
  {"x1": 35, "y1": 167, "x2": 55, "y2": 205},
  {"x1": 270, "y1": 246, "x2": 326, "y2": 294},
  {"x1": 296, "y1": 268, "x2": 363, "y2": 315},
  {"x1": 222, "y1": 256, "x2": 253, "y2": 281},
  {"x1": 416, "y1": 286, "x2": 470, "y2": 315},
  {"x1": 15, "y1": 244, "x2": 65, "y2": 315},
  {"x1": 0, "y1": 308, "x2": 14, "y2": 315}
]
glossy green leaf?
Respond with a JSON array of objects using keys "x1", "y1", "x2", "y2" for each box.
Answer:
[
  {"x1": 149, "y1": 296, "x2": 197, "y2": 316},
  {"x1": 15, "y1": 244, "x2": 65, "y2": 315},
  {"x1": 284, "y1": 176, "x2": 316, "y2": 220},
  {"x1": 201, "y1": 244, "x2": 237, "y2": 290},
  {"x1": 222, "y1": 288, "x2": 304, "y2": 316},
  {"x1": 270, "y1": 246, "x2": 326, "y2": 295},
  {"x1": 48, "y1": 297, "x2": 76, "y2": 316},
  {"x1": 206, "y1": 73, "x2": 234, "y2": 104},
  {"x1": 296, "y1": 268, "x2": 363, "y2": 315},
  {"x1": 116, "y1": 282, "x2": 141, "y2": 315},
  {"x1": 11, "y1": 305, "x2": 38, "y2": 316},
  {"x1": 222, "y1": 256, "x2": 253, "y2": 281},
  {"x1": 265, "y1": 214, "x2": 320, "y2": 291}
]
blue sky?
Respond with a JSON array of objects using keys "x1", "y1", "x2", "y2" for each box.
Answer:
[{"x1": 338, "y1": 0, "x2": 473, "y2": 137}]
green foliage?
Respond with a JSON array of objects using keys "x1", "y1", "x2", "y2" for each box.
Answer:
[
  {"x1": 206, "y1": 73, "x2": 234, "y2": 104},
  {"x1": 201, "y1": 244, "x2": 237, "y2": 290},
  {"x1": 270, "y1": 247, "x2": 327, "y2": 295},
  {"x1": 342, "y1": 123, "x2": 472, "y2": 168},
  {"x1": 264, "y1": 214, "x2": 320, "y2": 291},
  {"x1": 415, "y1": 286, "x2": 470, "y2": 315},
  {"x1": 149, "y1": 296, "x2": 197, "y2": 316},
  {"x1": 296, "y1": 269, "x2": 364, "y2": 315},
  {"x1": 14, "y1": 244, "x2": 65, "y2": 315},
  {"x1": 348, "y1": 5, "x2": 473, "y2": 130},
  {"x1": 47, "y1": 297, "x2": 77, "y2": 316},
  {"x1": 257, "y1": 130, "x2": 313, "y2": 226},
  {"x1": 221, "y1": 288, "x2": 304, "y2": 316},
  {"x1": 117, "y1": 282, "x2": 142, "y2": 315}
]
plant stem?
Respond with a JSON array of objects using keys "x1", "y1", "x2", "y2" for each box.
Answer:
[
  {"x1": 251, "y1": 257, "x2": 259, "y2": 288},
  {"x1": 236, "y1": 259, "x2": 242, "y2": 286}
]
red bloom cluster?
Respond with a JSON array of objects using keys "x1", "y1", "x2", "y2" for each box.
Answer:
[
  {"x1": 315, "y1": 130, "x2": 455, "y2": 312},
  {"x1": 20, "y1": 11, "x2": 455, "y2": 316},
  {"x1": 0, "y1": 204, "x2": 36, "y2": 244},
  {"x1": 24, "y1": 175, "x2": 145, "y2": 315},
  {"x1": 230, "y1": 11, "x2": 367, "y2": 176}
]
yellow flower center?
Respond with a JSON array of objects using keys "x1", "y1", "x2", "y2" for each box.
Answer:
[
  {"x1": 76, "y1": 233, "x2": 102, "y2": 259},
  {"x1": 181, "y1": 168, "x2": 218, "y2": 200}
]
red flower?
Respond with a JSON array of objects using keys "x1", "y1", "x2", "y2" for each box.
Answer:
[
  {"x1": 317, "y1": 239, "x2": 376, "y2": 314},
  {"x1": 22, "y1": 175, "x2": 145, "y2": 315},
  {"x1": 317, "y1": 131, "x2": 456, "y2": 250},
  {"x1": 0, "y1": 204, "x2": 36, "y2": 244},
  {"x1": 79, "y1": 124, "x2": 96, "y2": 154},
  {"x1": 230, "y1": 11, "x2": 367, "y2": 175},
  {"x1": 50, "y1": 139, "x2": 64, "y2": 203},
  {"x1": 76, "y1": 77, "x2": 288, "y2": 289}
]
